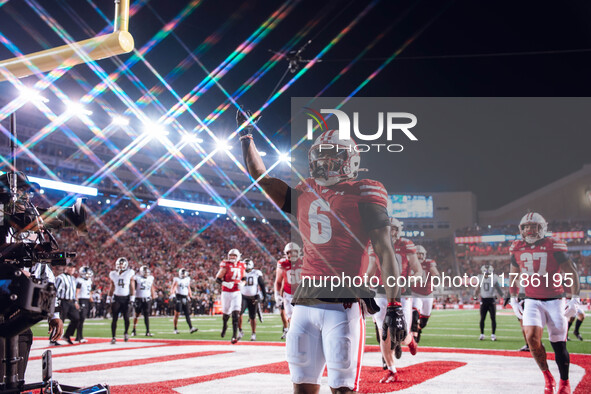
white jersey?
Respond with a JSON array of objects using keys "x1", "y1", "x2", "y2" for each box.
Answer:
[
  {"x1": 76, "y1": 277, "x2": 93, "y2": 299},
  {"x1": 135, "y1": 275, "x2": 154, "y2": 298},
  {"x1": 92, "y1": 292, "x2": 101, "y2": 303},
  {"x1": 241, "y1": 269, "x2": 263, "y2": 297},
  {"x1": 174, "y1": 276, "x2": 191, "y2": 296},
  {"x1": 109, "y1": 269, "x2": 135, "y2": 297},
  {"x1": 478, "y1": 274, "x2": 500, "y2": 298}
]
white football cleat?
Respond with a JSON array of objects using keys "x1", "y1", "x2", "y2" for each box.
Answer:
[{"x1": 479, "y1": 334, "x2": 485, "y2": 340}]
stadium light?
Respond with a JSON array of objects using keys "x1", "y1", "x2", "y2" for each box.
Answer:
[
  {"x1": 65, "y1": 101, "x2": 92, "y2": 116},
  {"x1": 112, "y1": 115, "x2": 129, "y2": 126},
  {"x1": 279, "y1": 152, "x2": 291, "y2": 165},
  {"x1": 215, "y1": 139, "x2": 232, "y2": 152},
  {"x1": 28, "y1": 176, "x2": 98, "y2": 196},
  {"x1": 157, "y1": 198, "x2": 227, "y2": 214},
  {"x1": 143, "y1": 121, "x2": 169, "y2": 137},
  {"x1": 18, "y1": 87, "x2": 49, "y2": 103},
  {"x1": 181, "y1": 133, "x2": 203, "y2": 144}
]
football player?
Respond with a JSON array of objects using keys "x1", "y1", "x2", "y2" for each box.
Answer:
[
  {"x1": 410, "y1": 245, "x2": 440, "y2": 344},
  {"x1": 75, "y1": 266, "x2": 93, "y2": 344},
  {"x1": 390, "y1": 218, "x2": 422, "y2": 357},
  {"x1": 215, "y1": 249, "x2": 246, "y2": 344},
  {"x1": 274, "y1": 242, "x2": 302, "y2": 339},
  {"x1": 509, "y1": 212, "x2": 580, "y2": 394},
  {"x1": 170, "y1": 268, "x2": 199, "y2": 334},
  {"x1": 132, "y1": 265, "x2": 156, "y2": 337},
  {"x1": 239, "y1": 259, "x2": 267, "y2": 341},
  {"x1": 474, "y1": 264, "x2": 503, "y2": 341},
  {"x1": 567, "y1": 304, "x2": 585, "y2": 341},
  {"x1": 237, "y1": 109, "x2": 404, "y2": 393},
  {"x1": 107, "y1": 257, "x2": 135, "y2": 344}
]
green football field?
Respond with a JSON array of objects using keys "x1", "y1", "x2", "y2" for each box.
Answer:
[{"x1": 31, "y1": 309, "x2": 591, "y2": 354}]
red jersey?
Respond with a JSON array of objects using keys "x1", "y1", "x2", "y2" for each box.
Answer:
[
  {"x1": 278, "y1": 257, "x2": 303, "y2": 295},
  {"x1": 296, "y1": 178, "x2": 388, "y2": 279},
  {"x1": 509, "y1": 237, "x2": 568, "y2": 298},
  {"x1": 220, "y1": 260, "x2": 246, "y2": 292},
  {"x1": 394, "y1": 237, "x2": 417, "y2": 278},
  {"x1": 411, "y1": 259, "x2": 437, "y2": 295}
]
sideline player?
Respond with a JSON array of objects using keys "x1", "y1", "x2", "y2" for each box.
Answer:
[
  {"x1": 410, "y1": 245, "x2": 439, "y2": 343},
  {"x1": 237, "y1": 109, "x2": 405, "y2": 393},
  {"x1": 390, "y1": 217, "x2": 422, "y2": 357},
  {"x1": 75, "y1": 266, "x2": 93, "y2": 343},
  {"x1": 170, "y1": 268, "x2": 199, "y2": 334},
  {"x1": 239, "y1": 259, "x2": 267, "y2": 341},
  {"x1": 509, "y1": 212, "x2": 580, "y2": 394},
  {"x1": 107, "y1": 257, "x2": 135, "y2": 344},
  {"x1": 567, "y1": 305, "x2": 585, "y2": 341},
  {"x1": 474, "y1": 264, "x2": 503, "y2": 341},
  {"x1": 132, "y1": 265, "x2": 156, "y2": 337},
  {"x1": 216, "y1": 249, "x2": 245, "y2": 344},
  {"x1": 275, "y1": 242, "x2": 302, "y2": 339}
]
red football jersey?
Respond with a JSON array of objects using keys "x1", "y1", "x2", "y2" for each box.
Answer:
[
  {"x1": 410, "y1": 259, "x2": 437, "y2": 295},
  {"x1": 278, "y1": 257, "x2": 303, "y2": 295},
  {"x1": 220, "y1": 260, "x2": 246, "y2": 292},
  {"x1": 395, "y1": 237, "x2": 417, "y2": 278},
  {"x1": 509, "y1": 237, "x2": 568, "y2": 298},
  {"x1": 296, "y1": 178, "x2": 388, "y2": 279}
]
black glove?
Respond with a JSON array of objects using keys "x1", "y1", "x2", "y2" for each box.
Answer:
[
  {"x1": 382, "y1": 303, "x2": 407, "y2": 349},
  {"x1": 360, "y1": 297, "x2": 380, "y2": 315},
  {"x1": 236, "y1": 107, "x2": 261, "y2": 136}
]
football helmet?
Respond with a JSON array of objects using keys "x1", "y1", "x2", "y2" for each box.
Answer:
[
  {"x1": 308, "y1": 130, "x2": 361, "y2": 186},
  {"x1": 283, "y1": 242, "x2": 301, "y2": 262},
  {"x1": 139, "y1": 265, "x2": 151, "y2": 278},
  {"x1": 179, "y1": 268, "x2": 189, "y2": 278},
  {"x1": 389, "y1": 217, "x2": 403, "y2": 240},
  {"x1": 416, "y1": 245, "x2": 426, "y2": 262},
  {"x1": 244, "y1": 259, "x2": 254, "y2": 272},
  {"x1": 79, "y1": 266, "x2": 93, "y2": 280},
  {"x1": 228, "y1": 248, "x2": 241, "y2": 263},
  {"x1": 115, "y1": 257, "x2": 129, "y2": 271},
  {"x1": 519, "y1": 212, "x2": 547, "y2": 244},
  {"x1": 481, "y1": 264, "x2": 494, "y2": 276}
]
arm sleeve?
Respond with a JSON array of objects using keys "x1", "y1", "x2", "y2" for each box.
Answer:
[
  {"x1": 358, "y1": 202, "x2": 390, "y2": 233},
  {"x1": 258, "y1": 276, "x2": 267, "y2": 298},
  {"x1": 553, "y1": 251, "x2": 569, "y2": 264},
  {"x1": 510, "y1": 254, "x2": 519, "y2": 267},
  {"x1": 281, "y1": 186, "x2": 296, "y2": 215}
]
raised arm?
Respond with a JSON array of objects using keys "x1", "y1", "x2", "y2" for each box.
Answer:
[{"x1": 237, "y1": 108, "x2": 289, "y2": 208}]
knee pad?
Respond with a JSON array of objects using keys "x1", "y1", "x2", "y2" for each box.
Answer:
[{"x1": 411, "y1": 309, "x2": 420, "y2": 332}]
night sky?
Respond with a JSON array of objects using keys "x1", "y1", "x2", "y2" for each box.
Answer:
[{"x1": 1, "y1": 0, "x2": 591, "y2": 211}]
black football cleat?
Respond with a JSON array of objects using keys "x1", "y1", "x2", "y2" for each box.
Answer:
[{"x1": 574, "y1": 332, "x2": 583, "y2": 341}]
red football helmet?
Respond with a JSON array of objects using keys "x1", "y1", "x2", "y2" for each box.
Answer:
[
  {"x1": 519, "y1": 212, "x2": 547, "y2": 244},
  {"x1": 308, "y1": 130, "x2": 361, "y2": 186}
]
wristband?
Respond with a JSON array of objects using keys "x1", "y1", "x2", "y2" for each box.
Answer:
[
  {"x1": 239, "y1": 134, "x2": 253, "y2": 141},
  {"x1": 387, "y1": 301, "x2": 402, "y2": 307},
  {"x1": 216, "y1": 277, "x2": 222, "y2": 285}
]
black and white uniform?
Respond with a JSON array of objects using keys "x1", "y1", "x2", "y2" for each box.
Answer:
[
  {"x1": 76, "y1": 276, "x2": 92, "y2": 341},
  {"x1": 56, "y1": 272, "x2": 80, "y2": 340},
  {"x1": 109, "y1": 268, "x2": 135, "y2": 337},
  {"x1": 478, "y1": 274, "x2": 501, "y2": 335},
  {"x1": 134, "y1": 274, "x2": 154, "y2": 316},
  {"x1": 174, "y1": 276, "x2": 191, "y2": 316},
  {"x1": 241, "y1": 269, "x2": 266, "y2": 320}
]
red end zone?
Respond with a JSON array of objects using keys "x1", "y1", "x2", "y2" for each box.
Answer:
[{"x1": 28, "y1": 338, "x2": 591, "y2": 393}]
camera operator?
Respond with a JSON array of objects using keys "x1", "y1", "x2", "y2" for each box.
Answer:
[{"x1": 53, "y1": 262, "x2": 80, "y2": 345}]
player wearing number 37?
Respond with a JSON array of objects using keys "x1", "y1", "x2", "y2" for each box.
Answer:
[
  {"x1": 509, "y1": 212, "x2": 580, "y2": 394},
  {"x1": 237, "y1": 108, "x2": 404, "y2": 393}
]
